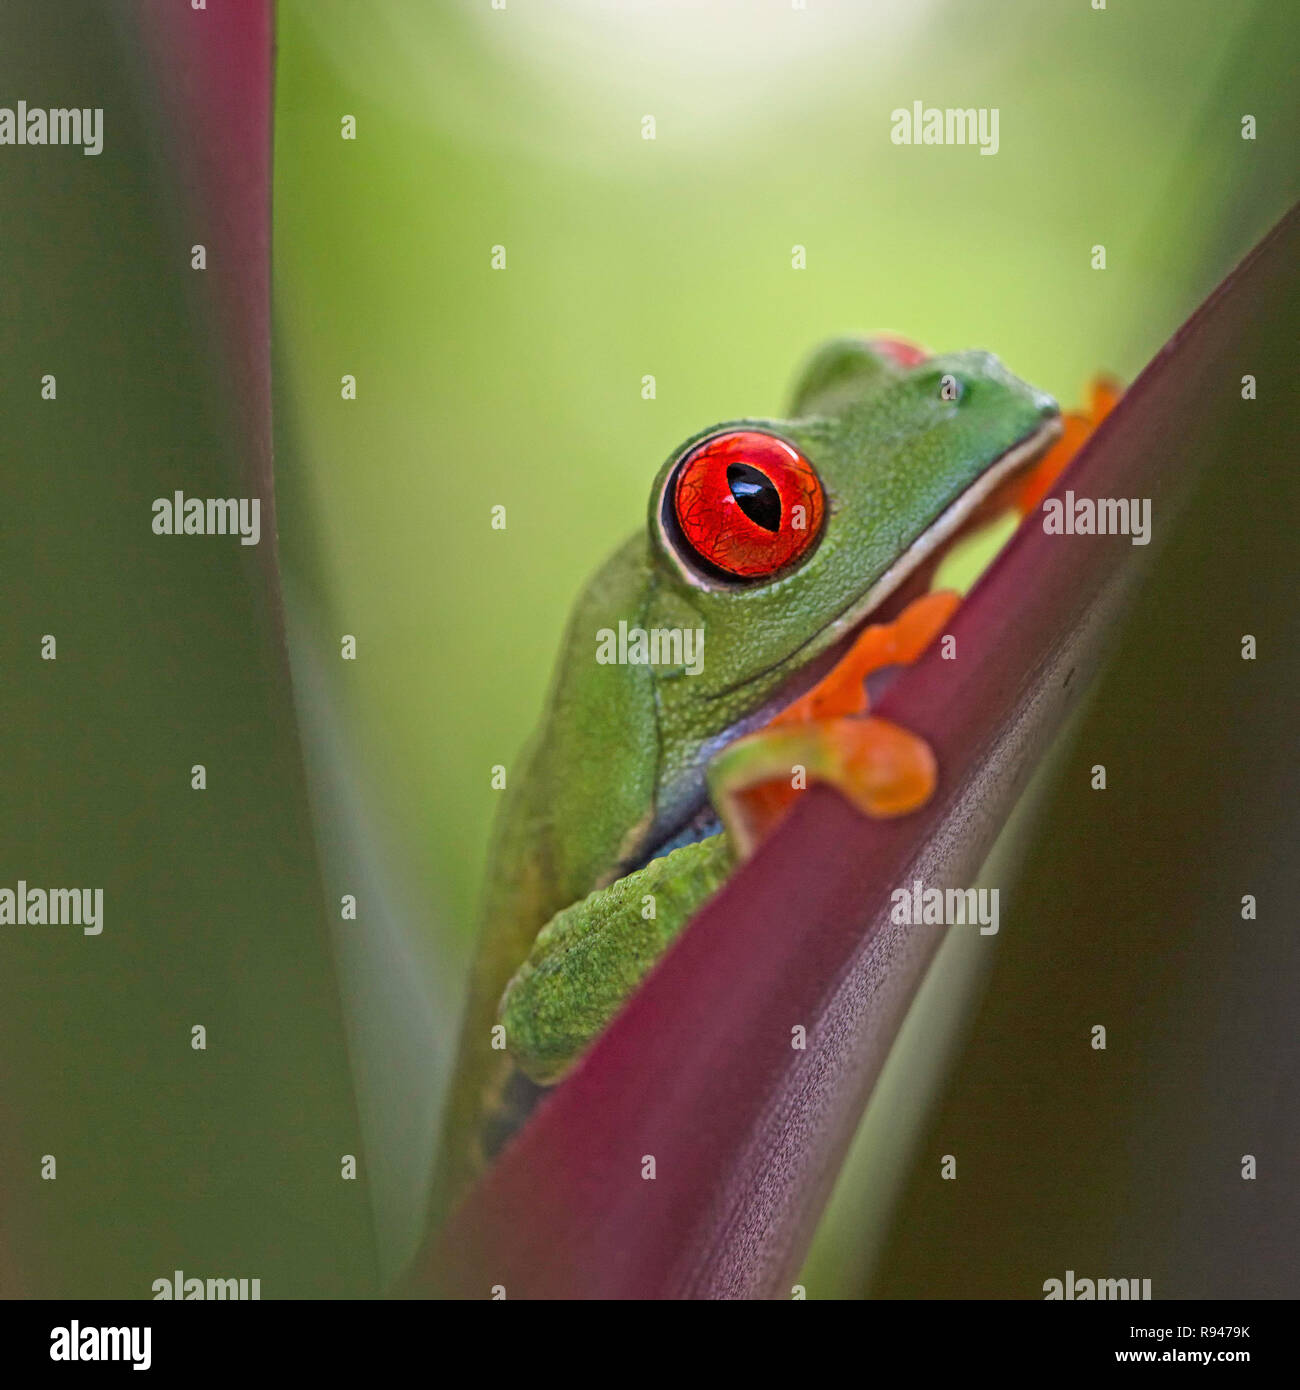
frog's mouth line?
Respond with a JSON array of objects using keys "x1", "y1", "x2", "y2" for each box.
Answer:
[
  {"x1": 637, "y1": 416, "x2": 1062, "y2": 867},
  {"x1": 711, "y1": 415, "x2": 1062, "y2": 707}
]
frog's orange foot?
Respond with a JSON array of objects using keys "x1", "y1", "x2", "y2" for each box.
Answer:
[
  {"x1": 1016, "y1": 375, "x2": 1123, "y2": 516},
  {"x1": 708, "y1": 716, "x2": 937, "y2": 861}
]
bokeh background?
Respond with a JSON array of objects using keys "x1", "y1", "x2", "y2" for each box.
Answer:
[{"x1": 0, "y1": 0, "x2": 1295, "y2": 1299}]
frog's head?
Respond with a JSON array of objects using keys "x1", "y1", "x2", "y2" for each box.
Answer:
[{"x1": 639, "y1": 336, "x2": 1060, "y2": 843}]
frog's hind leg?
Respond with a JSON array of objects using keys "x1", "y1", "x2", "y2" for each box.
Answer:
[
  {"x1": 476, "y1": 1057, "x2": 548, "y2": 1167},
  {"x1": 497, "y1": 833, "x2": 735, "y2": 1086}
]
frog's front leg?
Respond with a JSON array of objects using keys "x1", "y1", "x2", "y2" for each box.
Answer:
[
  {"x1": 706, "y1": 715, "x2": 938, "y2": 860},
  {"x1": 497, "y1": 725, "x2": 921, "y2": 1083},
  {"x1": 498, "y1": 833, "x2": 734, "y2": 1084},
  {"x1": 706, "y1": 587, "x2": 958, "y2": 857}
]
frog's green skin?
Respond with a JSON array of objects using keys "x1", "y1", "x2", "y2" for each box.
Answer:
[{"x1": 435, "y1": 339, "x2": 1058, "y2": 1215}]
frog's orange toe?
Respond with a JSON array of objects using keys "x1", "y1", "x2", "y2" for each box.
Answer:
[
  {"x1": 825, "y1": 715, "x2": 938, "y2": 819},
  {"x1": 713, "y1": 716, "x2": 938, "y2": 859},
  {"x1": 1016, "y1": 373, "x2": 1123, "y2": 516},
  {"x1": 772, "y1": 589, "x2": 961, "y2": 727},
  {"x1": 866, "y1": 335, "x2": 930, "y2": 368}
]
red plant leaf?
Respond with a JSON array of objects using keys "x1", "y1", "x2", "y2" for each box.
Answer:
[
  {"x1": 141, "y1": 0, "x2": 272, "y2": 464},
  {"x1": 405, "y1": 203, "x2": 1299, "y2": 1299}
]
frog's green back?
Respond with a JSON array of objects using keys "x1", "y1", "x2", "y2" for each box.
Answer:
[{"x1": 433, "y1": 533, "x2": 660, "y2": 1216}]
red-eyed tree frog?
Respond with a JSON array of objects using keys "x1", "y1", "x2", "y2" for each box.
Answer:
[{"x1": 435, "y1": 336, "x2": 1114, "y2": 1214}]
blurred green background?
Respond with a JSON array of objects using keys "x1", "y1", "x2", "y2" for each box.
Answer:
[{"x1": 272, "y1": 0, "x2": 1297, "y2": 1293}]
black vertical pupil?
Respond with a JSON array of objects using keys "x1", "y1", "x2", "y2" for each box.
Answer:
[{"x1": 727, "y1": 463, "x2": 781, "y2": 532}]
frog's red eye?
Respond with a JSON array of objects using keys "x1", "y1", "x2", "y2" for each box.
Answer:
[{"x1": 670, "y1": 430, "x2": 825, "y2": 580}]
